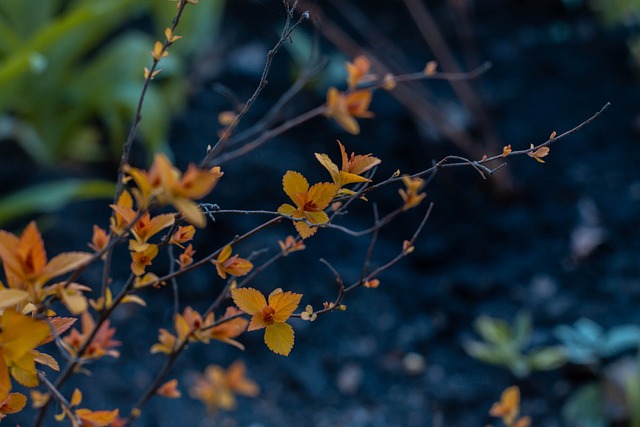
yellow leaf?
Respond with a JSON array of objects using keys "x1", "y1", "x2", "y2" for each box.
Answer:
[
  {"x1": 1, "y1": 310, "x2": 49, "y2": 364},
  {"x1": 121, "y1": 295, "x2": 147, "y2": 307},
  {"x1": 0, "y1": 353, "x2": 10, "y2": 401},
  {"x1": 174, "y1": 314, "x2": 190, "y2": 343},
  {"x1": 0, "y1": 289, "x2": 30, "y2": 309},
  {"x1": 268, "y1": 291, "x2": 302, "y2": 322},
  {"x1": 231, "y1": 288, "x2": 266, "y2": 316},
  {"x1": 264, "y1": 322, "x2": 294, "y2": 356},
  {"x1": 294, "y1": 221, "x2": 317, "y2": 239},
  {"x1": 282, "y1": 171, "x2": 309, "y2": 204},
  {"x1": 71, "y1": 388, "x2": 82, "y2": 407}
]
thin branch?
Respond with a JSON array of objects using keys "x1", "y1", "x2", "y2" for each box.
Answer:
[{"x1": 202, "y1": 2, "x2": 309, "y2": 166}]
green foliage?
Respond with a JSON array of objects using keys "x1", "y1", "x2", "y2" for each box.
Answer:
[
  {"x1": 464, "y1": 311, "x2": 567, "y2": 378},
  {"x1": 0, "y1": 179, "x2": 115, "y2": 226},
  {"x1": 554, "y1": 318, "x2": 640, "y2": 365},
  {"x1": 563, "y1": 383, "x2": 607, "y2": 427},
  {"x1": 562, "y1": 0, "x2": 640, "y2": 67},
  {"x1": 0, "y1": 0, "x2": 224, "y2": 165}
]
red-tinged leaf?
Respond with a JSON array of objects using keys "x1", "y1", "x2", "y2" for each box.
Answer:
[
  {"x1": 247, "y1": 313, "x2": 269, "y2": 332},
  {"x1": 16, "y1": 222, "x2": 47, "y2": 274},
  {"x1": 157, "y1": 379, "x2": 181, "y2": 398},
  {"x1": 0, "y1": 392, "x2": 27, "y2": 414},
  {"x1": 40, "y1": 317, "x2": 77, "y2": 345},
  {"x1": 32, "y1": 350, "x2": 59, "y2": 371},
  {"x1": 264, "y1": 322, "x2": 294, "y2": 356},
  {"x1": 306, "y1": 182, "x2": 337, "y2": 211},
  {"x1": 231, "y1": 288, "x2": 266, "y2": 316}
]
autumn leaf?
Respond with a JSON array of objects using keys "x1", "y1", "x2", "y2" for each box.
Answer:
[
  {"x1": 131, "y1": 213, "x2": 174, "y2": 244},
  {"x1": 277, "y1": 171, "x2": 338, "y2": 239},
  {"x1": 170, "y1": 225, "x2": 195, "y2": 247},
  {"x1": 190, "y1": 361, "x2": 259, "y2": 413},
  {"x1": 63, "y1": 312, "x2": 120, "y2": 360},
  {"x1": 0, "y1": 392, "x2": 27, "y2": 420},
  {"x1": 278, "y1": 236, "x2": 305, "y2": 256},
  {"x1": 528, "y1": 144, "x2": 550, "y2": 163},
  {"x1": 151, "y1": 41, "x2": 168, "y2": 61},
  {"x1": 315, "y1": 141, "x2": 381, "y2": 190},
  {"x1": 157, "y1": 379, "x2": 181, "y2": 399},
  {"x1": 212, "y1": 245, "x2": 253, "y2": 279},
  {"x1": 178, "y1": 244, "x2": 196, "y2": 269},
  {"x1": 206, "y1": 307, "x2": 249, "y2": 350},
  {"x1": 324, "y1": 88, "x2": 374, "y2": 135},
  {"x1": 88, "y1": 225, "x2": 109, "y2": 254},
  {"x1": 0, "y1": 222, "x2": 92, "y2": 311},
  {"x1": 130, "y1": 244, "x2": 158, "y2": 277},
  {"x1": 124, "y1": 154, "x2": 223, "y2": 227},
  {"x1": 0, "y1": 309, "x2": 50, "y2": 397},
  {"x1": 76, "y1": 408, "x2": 119, "y2": 427},
  {"x1": 489, "y1": 385, "x2": 520, "y2": 426},
  {"x1": 398, "y1": 176, "x2": 426, "y2": 211},
  {"x1": 345, "y1": 55, "x2": 373, "y2": 89},
  {"x1": 231, "y1": 288, "x2": 302, "y2": 356}
]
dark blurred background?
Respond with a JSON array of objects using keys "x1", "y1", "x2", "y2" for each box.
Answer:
[{"x1": 2, "y1": 0, "x2": 640, "y2": 426}]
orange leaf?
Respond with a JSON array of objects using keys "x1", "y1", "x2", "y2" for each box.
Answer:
[
  {"x1": 157, "y1": 379, "x2": 181, "y2": 398},
  {"x1": 490, "y1": 385, "x2": 520, "y2": 425},
  {"x1": 76, "y1": 408, "x2": 119, "y2": 427},
  {"x1": 268, "y1": 291, "x2": 302, "y2": 322},
  {"x1": 0, "y1": 392, "x2": 27, "y2": 415}
]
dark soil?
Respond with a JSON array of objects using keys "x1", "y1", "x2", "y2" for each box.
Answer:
[{"x1": 5, "y1": 0, "x2": 640, "y2": 426}]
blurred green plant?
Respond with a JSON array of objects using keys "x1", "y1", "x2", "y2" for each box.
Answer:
[
  {"x1": 0, "y1": 179, "x2": 115, "y2": 226},
  {"x1": 554, "y1": 318, "x2": 640, "y2": 427},
  {"x1": 554, "y1": 318, "x2": 640, "y2": 365},
  {"x1": 464, "y1": 311, "x2": 567, "y2": 378},
  {"x1": 562, "y1": 0, "x2": 640, "y2": 67},
  {"x1": 0, "y1": 0, "x2": 225, "y2": 165}
]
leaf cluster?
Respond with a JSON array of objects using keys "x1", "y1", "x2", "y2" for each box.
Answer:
[
  {"x1": 0, "y1": 0, "x2": 223, "y2": 165},
  {"x1": 464, "y1": 312, "x2": 567, "y2": 378}
]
